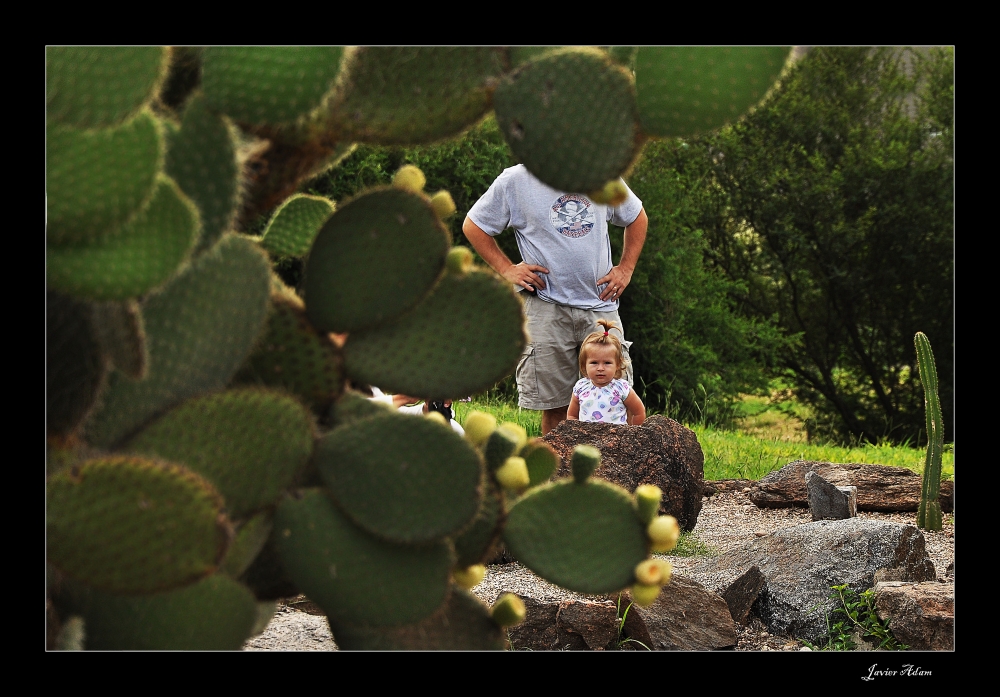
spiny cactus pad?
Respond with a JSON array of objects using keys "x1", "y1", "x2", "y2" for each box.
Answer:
[
  {"x1": 502, "y1": 479, "x2": 649, "y2": 594},
  {"x1": 232, "y1": 290, "x2": 344, "y2": 415},
  {"x1": 521, "y1": 439, "x2": 559, "y2": 488},
  {"x1": 453, "y1": 479, "x2": 505, "y2": 568},
  {"x1": 66, "y1": 574, "x2": 258, "y2": 650},
  {"x1": 494, "y1": 47, "x2": 641, "y2": 193},
  {"x1": 201, "y1": 47, "x2": 345, "y2": 126},
  {"x1": 47, "y1": 291, "x2": 107, "y2": 437},
  {"x1": 47, "y1": 175, "x2": 200, "y2": 301},
  {"x1": 635, "y1": 47, "x2": 792, "y2": 137},
  {"x1": 92, "y1": 300, "x2": 148, "y2": 381},
  {"x1": 318, "y1": 412, "x2": 483, "y2": 544},
  {"x1": 222, "y1": 511, "x2": 274, "y2": 578},
  {"x1": 47, "y1": 456, "x2": 231, "y2": 594},
  {"x1": 342, "y1": 268, "x2": 526, "y2": 400},
  {"x1": 47, "y1": 111, "x2": 163, "y2": 246},
  {"x1": 164, "y1": 94, "x2": 240, "y2": 252},
  {"x1": 84, "y1": 234, "x2": 271, "y2": 447},
  {"x1": 332, "y1": 47, "x2": 505, "y2": 145},
  {"x1": 46, "y1": 46, "x2": 169, "y2": 129},
  {"x1": 328, "y1": 389, "x2": 394, "y2": 428},
  {"x1": 125, "y1": 388, "x2": 315, "y2": 519},
  {"x1": 305, "y1": 186, "x2": 449, "y2": 333},
  {"x1": 261, "y1": 194, "x2": 335, "y2": 258},
  {"x1": 329, "y1": 588, "x2": 505, "y2": 650},
  {"x1": 275, "y1": 488, "x2": 453, "y2": 627}
]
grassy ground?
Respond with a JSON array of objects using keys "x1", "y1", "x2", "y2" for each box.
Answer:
[{"x1": 454, "y1": 392, "x2": 955, "y2": 482}]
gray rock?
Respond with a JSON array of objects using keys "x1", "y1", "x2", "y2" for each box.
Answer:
[
  {"x1": 543, "y1": 416, "x2": 704, "y2": 531},
  {"x1": 874, "y1": 580, "x2": 954, "y2": 651},
  {"x1": 506, "y1": 595, "x2": 619, "y2": 651},
  {"x1": 751, "y1": 461, "x2": 953, "y2": 512},
  {"x1": 688, "y1": 518, "x2": 937, "y2": 643},
  {"x1": 688, "y1": 565, "x2": 766, "y2": 625},
  {"x1": 806, "y1": 471, "x2": 857, "y2": 520},
  {"x1": 617, "y1": 575, "x2": 737, "y2": 650}
]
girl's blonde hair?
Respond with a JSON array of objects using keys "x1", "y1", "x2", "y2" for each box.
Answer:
[{"x1": 578, "y1": 320, "x2": 629, "y2": 379}]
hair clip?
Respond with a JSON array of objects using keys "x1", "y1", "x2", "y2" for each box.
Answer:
[{"x1": 603, "y1": 331, "x2": 609, "y2": 336}]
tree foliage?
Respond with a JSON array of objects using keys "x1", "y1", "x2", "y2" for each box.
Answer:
[{"x1": 704, "y1": 47, "x2": 954, "y2": 444}]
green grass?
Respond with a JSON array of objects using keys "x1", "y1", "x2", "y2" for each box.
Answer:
[{"x1": 457, "y1": 393, "x2": 955, "y2": 483}]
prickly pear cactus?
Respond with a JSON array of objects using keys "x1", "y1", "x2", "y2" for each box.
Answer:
[{"x1": 46, "y1": 45, "x2": 790, "y2": 650}]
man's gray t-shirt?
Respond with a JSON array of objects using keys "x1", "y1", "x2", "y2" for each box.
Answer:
[{"x1": 467, "y1": 165, "x2": 643, "y2": 311}]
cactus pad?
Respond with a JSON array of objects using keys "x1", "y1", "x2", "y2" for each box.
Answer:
[
  {"x1": 304, "y1": 187, "x2": 449, "y2": 333},
  {"x1": 494, "y1": 47, "x2": 641, "y2": 193},
  {"x1": 261, "y1": 194, "x2": 335, "y2": 258},
  {"x1": 342, "y1": 269, "x2": 526, "y2": 400},
  {"x1": 47, "y1": 456, "x2": 231, "y2": 594},
  {"x1": 502, "y1": 479, "x2": 648, "y2": 594},
  {"x1": 332, "y1": 47, "x2": 505, "y2": 145},
  {"x1": 47, "y1": 111, "x2": 163, "y2": 246},
  {"x1": 222, "y1": 511, "x2": 274, "y2": 578},
  {"x1": 201, "y1": 47, "x2": 344, "y2": 125},
  {"x1": 84, "y1": 234, "x2": 271, "y2": 447},
  {"x1": 164, "y1": 94, "x2": 240, "y2": 252},
  {"x1": 453, "y1": 479, "x2": 505, "y2": 568},
  {"x1": 328, "y1": 389, "x2": 394, "y2": 428},
  {"x1": 318, "y1": 412, "x2": 483, "y2": 544},
  {"x1": 125, "y1": 388, "x2": 315, "y2": 519},
  {"x1": 275, "y1": 488, "x2": 453, "y2": 627},
  {"x1": 46, "y1": 46, "x2": 169, "y2": 129},
  {"x1": 47, "y1": 291, "x2": 107, "y2": 437},
  {"x1": 635, "y1": 47, "x2": 792, "y2": 137},
  {"x1": 68, "y1": 574, "x2": 258, "y2": 650},
  {"x1": 233, "y1": 289, "x2": 344, "y2": 415},
  {"x1": 47, "y1": 175, "x2": 200, "y2": 301},
  {"x1": 92, "y1": 300, "x2": 148, "y2": 381},
  {"x1": 330, "y1": 588, "x2": 505, "y2": 650},
  {"x1": 521, "y1": 439, "x2": 559, "y2": 487}
]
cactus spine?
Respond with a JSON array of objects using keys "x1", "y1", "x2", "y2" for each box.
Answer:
[{"x1": 915, "y1": 332, "x2": 945, "y2": 531}]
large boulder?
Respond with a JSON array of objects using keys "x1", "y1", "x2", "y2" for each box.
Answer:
[
  {"x1": 506, "y1": 595, "x2": 619, "y2": 651},
  {"x1": 543, "y1": 416, "x2": 704, "y2": 531},
  {"x1": 688, "y1": 519, "x2": 937, "y2": 644},
  {"x1": 618, "y1": 575, "x2": 737, "y2": 650},
  {"x1": 750, "y1": 461, "x2": 954, "y2": 512},
  {"x1": 874, "y1": 580, "x2": 954, "y2": 651}
]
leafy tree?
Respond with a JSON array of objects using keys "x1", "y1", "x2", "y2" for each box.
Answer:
[
  {"x1": 615, "y1": 141, "x2": 786, "y2": 423},
  {"x1": 704, "y1": 47, "x2": 953, "y2": 444}
]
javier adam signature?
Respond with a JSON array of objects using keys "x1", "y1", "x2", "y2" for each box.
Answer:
[{"x1": 862, "y1": 664, "x2": 932, "y2": 680}]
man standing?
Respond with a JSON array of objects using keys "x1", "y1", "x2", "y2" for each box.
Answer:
[{"x1": 463, "y1": 164, "x2": 648, "y2": 434}]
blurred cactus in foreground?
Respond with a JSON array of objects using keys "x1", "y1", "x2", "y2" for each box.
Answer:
[{"x1": 47, "y1": 46, "x2": 792, "y2": 649}]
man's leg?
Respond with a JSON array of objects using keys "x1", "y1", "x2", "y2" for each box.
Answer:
[{"x1": 542, "y1": 405, "x2": 568, "y2": 435}]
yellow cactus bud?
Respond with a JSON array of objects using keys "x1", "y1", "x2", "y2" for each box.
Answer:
[
  {"x1": 491, "y1": 593, "x2": 526, "y2": 627},
  {"x1": 634, "y1": 484, "x2": 662, "y2": 524},
  {"x1": 464, "y1": 410, "x2": 497, "y2": 447},
  {"x1": 630, "y1": 583, "x2": 661, "y2": 607},
  {"x1": 648, "y1": 515, "x2": 680, "y2": 553},
  {"x1": 425, "y1": 411, "x2": 447, "y2": 426},
  {"x1": 497, "y1": 422, "x2": 528, "y2": 454},
  {"x1": 453, "y1": 564, "x2": 486, "y2": 589},
  {"x1": 588, "y1": 179, "x2": 628, "y2": 206},
  {"x1": 634, "y1": 559, "x2": 664, "y2": 586},
  {"x1": 446, "y1": 246, "x2": 473, "y2": 275},
  {"x1": 392, "y1": 164, "x2": 426, "y2": 193},
  {"x1": 430, "y1": 190, "x2": 457, "y2": 218},
  {"x1": 495, "y1": 456, "x2": 530, "y2": 491},
  {"x1": 651, "y1": 558, "x2": 672, "y2": 586}
]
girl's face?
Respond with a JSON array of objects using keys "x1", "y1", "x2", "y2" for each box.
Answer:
[{"x1": 584, "y1": 344, "x2": 619, "y2": 387}]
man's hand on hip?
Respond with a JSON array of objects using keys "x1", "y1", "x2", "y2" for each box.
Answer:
[
  {"x1": 598, "y1": 265, "x2": 633, "y2": 301},
  {"x1": 503, "y1": 262, "x2": 549, "y2": 292}
]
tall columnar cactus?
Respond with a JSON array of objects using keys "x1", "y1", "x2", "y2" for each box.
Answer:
[
  {"x1": 915, "y1": 332, "x2": 945, "y2": 531},
  {"x1": 46, "y1": 45, "x2": 793, "y2": 650}
]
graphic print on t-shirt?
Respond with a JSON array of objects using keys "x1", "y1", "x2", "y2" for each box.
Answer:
[{"x1": 550, "y1": 194, "x2": 595, "y2": 238}]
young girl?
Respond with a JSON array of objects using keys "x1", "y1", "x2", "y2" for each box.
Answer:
[{"x1": 567, "y1": 320, "x2": 645, "y2": 425}]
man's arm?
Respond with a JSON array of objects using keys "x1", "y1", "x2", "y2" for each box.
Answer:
[
  {"x1": 597, "y1": 207, "x2": 648, "y2": 302},
  {"x1": 462, "y1": 216, "x2": 550, "y2": 291}
]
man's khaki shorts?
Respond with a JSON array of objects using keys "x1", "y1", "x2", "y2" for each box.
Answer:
[{"x1": 516, "y1": 293, "x2": 633, "y2": 411}]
